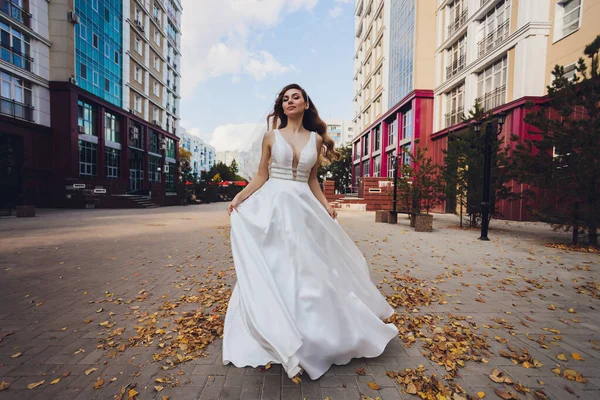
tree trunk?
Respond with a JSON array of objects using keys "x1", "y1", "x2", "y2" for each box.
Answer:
[{"x1": 588, "y1": 192, "x2": 598, "y2": 247}]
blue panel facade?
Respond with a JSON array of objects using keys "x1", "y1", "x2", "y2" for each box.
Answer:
[
  {"x1": 74, "y1": 0, "x2": 122, "y2": 107},
  {"x1": 388, "y1": 0, "x2": 415, "y2": 107}
]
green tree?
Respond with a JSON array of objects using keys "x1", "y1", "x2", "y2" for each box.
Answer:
[
  {"x1": 178, "y1": 147, "x2": 193, "y2": 183},
  {"x1": 230, "y1": 159, "x2": 239, "y2": 176},
  {"x1": 204, "y1": 161, "x2": 245, "y2": 183},
  {"x1": 318, "y1": 144, "x2": 352, "y2": 193},
  {"x1": 509, "y1": 35, "x2": 600, "y2": 245}
]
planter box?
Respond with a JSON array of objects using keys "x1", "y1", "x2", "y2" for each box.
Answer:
[
  {"x1": 414, "y1": 214, "x2": 433, "y2": 232},
  {"x1": 375, "y1": 210, "x2": 389, "y2": 223},
  {"x1": 16, "y1": 205, "x2": 35, "y2": 218}
]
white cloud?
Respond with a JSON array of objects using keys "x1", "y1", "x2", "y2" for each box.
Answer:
[
  {"x1": 335, "y1": 0, "x2": 353, "y2": 3},
  {"x1": 181, "y1": 0, "x2": 318, "y2": 98},
  {"x1": 329, "y1": 6, "x2": 342, "y2": 18},
  {"x1": 208, "y1": 123, "x2": 263, "y2": 152}
]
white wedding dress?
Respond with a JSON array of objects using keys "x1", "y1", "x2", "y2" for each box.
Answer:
[{"x1": 223, "y1": 129, "x2": 398, "y2": 380}]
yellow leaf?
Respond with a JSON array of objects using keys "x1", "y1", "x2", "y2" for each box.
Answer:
[
  {"x1": 84, "y1": 367, "x2": 97, "y2": 375},
  {"x1": 93, "y1": 379, "x2": 104, "y2": 389},
  {"x1": 27, "y1": 380, "x2": 45, "y2": 389},
  {"x1": 552, "y1": 368, "x2": 561, "y2": 375},
  {"x1": 50, "y1": 378, "x2": 60, "y2": 385},
  {"x1": 568, "y1": 308, "x2": 576, "y2": 313},
  {"x1": 477, "y1": 392, "x2": 485, "y2": 399},
  {"x1": 265, "y1": 362, "x2": 271, "y2": 370},
  {"x1": 162, "y1": 397, "x2": 169, "y2": 400},
  {"x1": 154, "y1": 385, "x2": 164, "y2": 392},
  {"x1": 0, "y1": 381, "x2": 10, "y2": 391},
  {"x1": 99, "y1": 321, "x2": 109, "y2": 326},
  {"x1": 547, "y1": 304, "x2": 556, "y2": 310},
  {"x1": 522, "y1": 361, "x2": 532, "y2": 369},
  {"x1": 406, "y1": 383, "x2": 417, "y2": 395},
  {"x1": 11, "y1": 352, "x2": 22, "y2": 358},
  {"x1": 128, "y1": 388, "x2": 139, "y2": 397},
  {"x1": 572, "y1": 353, "x2": 584, "y2": 361},
  {"x1": 557, "y1": 353, "x2": 568, "y2": 361},
  {"x1": 291, "y1": 376, "x2": 302, "y2": 385},
  {"x1": 367, "y1": 382, "x2": 381, "y2": 390}
]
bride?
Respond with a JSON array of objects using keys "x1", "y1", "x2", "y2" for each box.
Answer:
[{"x1": 223, "y1": 83, "x2": 398, "y2": 380}]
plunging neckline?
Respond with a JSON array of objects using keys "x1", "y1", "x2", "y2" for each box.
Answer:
[{"x1": 275, "y1": 129, "x2": 314, "y2": 170}]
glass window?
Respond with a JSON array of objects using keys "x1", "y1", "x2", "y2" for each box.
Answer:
[
  {"x1": 134, "y1": 95, "x2": 141, "y2": 112},
  {"x1": 105, "y1": 148, "x2": 120, "y2": 178},
  {"x1": 80, "y1": 62, "x2": 87, "y2": 79},
  {"x1": 0, "y1": 22, "x2": 32, "y2": 71},
  {"x1": 478, "y1": 0, "x2": 511, "y2": 57},
  {"x1": 477, "y1": 56, "x2": 507, "y2": 110},
  {"x1": 445, "y1": 84, "x2": 465, "y2": 127},
  {"x1": 166, "y1": 162, "x2": 176, "y2": 191},
  {"x1": 373, "y1": 155, "x2": 381, "y2": 177},
  {"x1": 561, "y1": 0, "x2": 581, "y2": 37},
  {"x1": 374, "y1": 126, "x2": 381, "y2": 151},
  {"x1": 149, "y1": 154, "x2": 161, "y2": 182},
  {"x1": 363, "y1": 132, "x2": 369, "y2": 156},
  {"x1": 362, "y1": 160, "x2": 370, "y2": 177},
  {"x1": 149, "y1": 130, "x2": 159, "y2": 153},
  {"x1": 388, "y1": 0, "x2": 415, "y2": 106},
  {"x1": 166, "y1": 137, "x2": 175, "y2": 158},
  {"x1": 403, "y1": 109, "x2": 413, "y2": 140},
  {"x1": 78, "y1": 139, "x2": 97, "y2": 176},
  {"x1": 105, "y1": 111, "x2": 120, "y2": 142},
  {"x1": 77, "y1": 100, "x2": 95, "y2": 136},
  {"x1": 388, "y1": 119, "x2": 396, "y2": 146},
  {"x1": 93, "y1": 33, "x2": 98, "y2": 48},
  {"x1": 114, "y1": 51, "x2": 119, "y2": 64},
  {"x1": 402, "y1": 145, "x2": 411, "y2": 166},
  {"x1": 134, "y1": 65, "x2": 141, "y2": 83},
  {"x1": 135, "y1": 36, "x2": 142, "y2": 53},
  {"x1": 153, "y1": 81, "x2": 159, "y2": 96},
  {"x1": 387, "y1": 151, "x2": 395, "y2": 178}
]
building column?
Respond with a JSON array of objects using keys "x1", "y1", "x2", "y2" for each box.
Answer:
[
  {"x1": 143, "y1": 125, "x2": 149, "y2": 191},
  {"x1": 369, "y1": 128, "x2": 374, "y2": 175},
  {"x1": 122, "y1": 116, "x2": 130, "y2": 191},
  {"x1": 381, "y1": 121, "x2": 389, "y2": 177},
  {"x1": 97, "y1": 106, "x2": 105, "y2": 180}
]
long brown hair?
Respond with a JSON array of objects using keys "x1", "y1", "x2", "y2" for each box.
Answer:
[{"x1": 267, "y1": 83, "x2": 341, "y2": 165}]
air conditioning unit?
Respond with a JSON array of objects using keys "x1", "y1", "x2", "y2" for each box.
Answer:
[
  {"x1": 68, "y1": 11, "x2": 80, "y2": 24},
  {"x1": 164, "y1": 165, "x2": 169, "y2": 173},
  {"x1": 68, "y1": 76, "x2": 78, "y2": 85},
  {"x1": 129, "y1": 108, "x2": 135, "y2": 114},
  {"x1": 153, "y1": 119, "x2": 159, "y2": 125},
  {"x1": 135, "y1": 20, "x2": 144, "y2": 31}
]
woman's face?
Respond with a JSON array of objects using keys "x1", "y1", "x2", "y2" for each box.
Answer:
[{"x1": 282, "y1": 88, "x2": 307, "y2": 117}]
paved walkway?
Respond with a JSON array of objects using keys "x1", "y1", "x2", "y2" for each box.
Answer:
[{"x1": 0, "y1": 205, "x2": 598, "y2": 400}]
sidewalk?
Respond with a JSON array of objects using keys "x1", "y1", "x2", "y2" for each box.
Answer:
[{"x1": 0, "y1": 206, "x2": 598, "y2": 399}]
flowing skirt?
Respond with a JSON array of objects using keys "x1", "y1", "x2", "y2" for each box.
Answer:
[{"x1": 223, "y1": 178, "x2": 398, "y2": 380}]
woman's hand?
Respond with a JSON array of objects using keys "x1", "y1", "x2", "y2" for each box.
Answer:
[
  {"x1": 325, "y1": 205, "x2": 338, "y2": 220},
  {"x1": 228, "y1": 196, "x2": 243, "y2": 216}
]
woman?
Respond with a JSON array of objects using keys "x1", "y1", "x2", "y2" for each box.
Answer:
[{"x1": 223, "y1": 84, "x2": 398, "y2": 380}]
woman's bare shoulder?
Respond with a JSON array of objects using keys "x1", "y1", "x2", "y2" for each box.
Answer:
[{"x1": 263, "y1": 130, "x2": 275, "y2": 144}]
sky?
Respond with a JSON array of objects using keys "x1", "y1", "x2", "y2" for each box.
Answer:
[{"x1": 178, "y1": 0, "x2": 356, "y2": 152}]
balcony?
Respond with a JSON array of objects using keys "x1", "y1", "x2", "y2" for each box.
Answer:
[
  {"x1": 445, "y1": 107, "x2": 464, "y2": 128},
  {"x1": 0, "y1": 43, "x2": 33, "y2": 71},
  {"x1": 0, "y1": 1, "x2": 31, "y2": 26},
  {"x1": 480, "y1": 0, "x2": 493, "y2": 7},
  {"x1": 476, "y1": 85, "x2": 506, "y2": 111},
  {"x1": 446, "y1": 55, "x2": 466, "y2": 80},
  {"x1": 0, "y1": 97, "x2": 34, "y2": 121},
  {"x1": 478, "y1": 20, "x2": 510, "y2": 58},
  {"x1": 447, "y1": 8, "x2": 468, "y2": 38}
]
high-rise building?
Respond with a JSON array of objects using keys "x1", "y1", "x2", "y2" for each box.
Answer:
[
  {"x1": 43, "y1": 0, "x2": 183, "y2": 207},
  {"x1": 326, "y1": 120, "x2": 354, "y2": 149},
  {"x1": 179, "y1": 129, "x2": 216, "y2": 176},
  {"x1": 351, "y1": 0, "x2": 436, "y2": 192},
  {"x1": 0, "y1": 0, "x2": 53, "y2": 207},
  {"x1": 428, "y1": 0, "x2": 599, "y2": 219}
]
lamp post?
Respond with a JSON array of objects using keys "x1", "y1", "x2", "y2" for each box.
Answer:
[
  {"x1": 392, "y1": 150, "x2": 399, "y2": 214},
  {"x1": 474, "y1": 111, "x2": 507, "y2": 241}
]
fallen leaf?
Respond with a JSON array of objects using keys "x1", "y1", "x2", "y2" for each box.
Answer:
[
  {"x1": 552, "y1": 368, "x2": 561, "y2": 375},
  {"x1": 367, "y1": 382, "x2": 381, "y2": 390},
  {"x1": 84, "y1": 367, "x2": 98, "y2": 375},
  {"x1": 494, "y1": 388, "x2": 518, "y2": 400},
  {"x1": 406, "y1": 382, "x2": 417, "y2": 394},
  {"x1": 568, "y1": 308, "x2": 576, "y2": 314},
  {"x1": 128, "y1": 388, "x2": 139, "y2": 398},
  {"x1": 572, "y1": 353, "x2": 584, "y2": 361},
  {"x1": 93, "y1": 378, "x2": 104, "y2": 389},
  {"x1": 557, "y1": 353, "x2": 568, "y2": 361},
  {"x1": 291, "y1": 376, "x2": 302, "y2": 385},
  {"x1": 27, "y1": 380, "x2": 45, "y2": 390},
  {"x1": 50, "y1": 378, "x2": 61, "y2": 385},
  {"x1": 355, "y1": 368, "x2": 366, "y2": 376},
  {"x1": 477, "y1": 392, "x2": 485, "y2": 399},
  {"x1": 547, "y1": 304, "x2": 556, "y2": 310},
  {"x1": 154, "y1": 385, "x2": 164, "y2": 392},
  {"x1": 11, "y1": 352, "x2": 22, "y2": 358},
  {"x1": 0, "y1": 381, "x2": 10, "y2": 391}
]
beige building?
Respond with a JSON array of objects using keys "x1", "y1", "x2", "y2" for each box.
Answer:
[
  {"x1": 433, "y1": 0, "x2": 599, "y2": 133},
  {"x1": 124, "y1": 0, "x2": 182, "y2": 135}
]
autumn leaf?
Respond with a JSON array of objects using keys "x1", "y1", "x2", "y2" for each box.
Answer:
[
  {"x1": 557, "y1": 353, "x2": 568, "y2": 361},
  {"x1": 128, "y1": 388, "x2": 139, "y2": 398},
  {"x1": 84, "y1": 367, "x2": 98, "y2": 375},
  {"x1": 568, "y1": 308, "x2": 576, "y2": 313},
  {"x1": 10, "y1": 352, "x2": 22, "y2": 358},
  {"x1": 50, "y1": 378, "x2": 61, "y2": 385},
  {"x1": 367, "y1": 382, "x2": 381, "y2": 390},
  {"x1": 27, "y1": 380, "x2": 45, "y2": 390},
  {"x1": 477, "y1": 392, "x2": 485, "y2": 399},
  {"x1": 572, "y1": 353, "x2": 584, "y2": 361},
  {"x1": 0, "y1": 381, "x2": 10, "y2": 391},
  {"x1": 406, "y1": 382, "x2": 417, "y2": 394},
  {"x1": 355, "y1": 368, "x2": 366, "y2": 375},
  {"x1": 291, "y1": 376, "x2": 302, "y2": 385},
  {"x1": 552, "y1": 368, "x2": 561, "y2": 375},
  {"x1": 93, "y1": 378, "x2": 104, "y2": 389},
  {"x1": 547, "y1": 304, "x2": 556, "y2": 310},
  {"x1": 154, "y1": 385, "x2": 164, "y2": 392},
  {"x1": 494, "y1": 388, "x2": 518, "y2": 400}
]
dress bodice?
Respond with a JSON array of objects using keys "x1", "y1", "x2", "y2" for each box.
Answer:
[{"x1": 270, "y1": 130, "x2": 317, "y2": 182}]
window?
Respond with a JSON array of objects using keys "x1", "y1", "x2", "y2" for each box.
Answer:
[
  {"x1": 153, "y1": 106, "x2": 159, "y2": 122},
  {"x1": 447, "y1": 35, "x2": 467, "y2": 79},
  {"x1": 374, "y1": 96, "x2": 382, "y2": 116},
  {"x1": 556, "y1": 0, "x2": 582, "y2": 39},
  {"x1": 104, "y1": 78, "x2": 110, "y2": 92},
  {"x1": 79, "y1": 140, "x2": 97, "y2": 176},
  {"x1": 445, "y1": 84, "x2": 464, "y2": 127},
  {"x1": 154, "y1": 55, "x2": 160, "y2": 71},
  {"x1": 387, "y1": 151, "x2": 395, "y2": 178},
  {"x1": 403, "y1": 109, "x2": 413, "y2": 140},
  {"x1": 478, "y1": 0, "x2": 510, "y2": 57},
  {"x1": 78, "y1": 100, "x2": 94, "y2": 136},
  {"x1": 154, "y1": 29, "x2": 161, "y2": 45},
  {"x1": 374, "y1": 67, "x2": 382, "y2": 88},
  {"x1": 388, "y1": 119, "x2": 396, "y2": 146},
  {"x1": 92, "y1": 0, "x2": 98, "y2": 11},
  {"x1": 563, "y1": 63, "x2": 577, "y2": 81},
  {"x1": 362, "y1": 160, "x2": 370, "y2": 177},
  {"x1": 374, "y1": 126, "x2": 381, "y2": 151},
  {"x1": 134, "y1": 95, "x2": 141, "y2": 113},
  {"x1": 80, "y1": 63, "x2": 87, "y2": 79},
  {"x1": 153, "y1": 81, "x2": 160, "y2": 96},
  {"x1": 0, "y1": 21, "x2": 32, "y2": 71},
  {"x1": 166, "y1": 137, "x2": 175, "y2": 158},
  {"x1": 402, "y1": 144, "x2": 411, "y2": 167},
  {"x1": 104, "y1": 43, "x2": 110, "y2": 57},
  {"x1": 93, "y1": 33, "x2": 99, "y2": 49},
  {"x1": 447, "y1": 0, "x2": 467, "y2": 37},
  {"x1": 0, "y1": 70, "x2": 33, "y2": 120},
  {"x1": 149, "y1": 154, "x2": 161, "y2": 182},
  {"x1": 477, "y1": 56, "x2": 507, "y2": 111},
  {"x1": 135, "y1": 7, "x2": 142, "y2": 23},
  {"x1": 114, "y1": 51, "x2": 119, "y2": 64},
  {"x1": 134, "y1": 65, "x2": 142, "y2": 83},
  {"x1": 105, "y1": 112, "x2": 120, "y2": 143},
  {"x1": 105, "y1": 148, "x2": 120, "y2": 178},
  {"x1": 149, "y1": 130, "x2": 159, "y2": 153},
  {"x1": 104, "y1": 7, "x2": 110, "y2": 21},
  {"x1": 166, "y1": 161, "x2": 176, "y2": 191},
  {"x1": 92, "y1": 71, "x2": 99, "y2": 86},
  {"x1": 134, "y1": 36, "x2": 142, "y2": 54},
  {"x1": 373, "y1": 155, "x2": 381, "y2": 177}
]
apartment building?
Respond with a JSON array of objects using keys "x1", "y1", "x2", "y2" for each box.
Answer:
[
  {"x1": 429, "y1": 0, "x2": 599, "y2": 219},
  {"x1": 44, "y1": 0, "x2": 183, "y2": 207},
  {"x1": 0, "y1": 0, "x2": 52, "y2": 208},
  {"x1": 326, "y1": 119, "x2": 354, "y2": 149},
  {"x1": 179, "y1": 129, "x2": 216, "y2": 176},
  {"x1": 351, "y1": 0, "x2": 436, "y2": 192}
]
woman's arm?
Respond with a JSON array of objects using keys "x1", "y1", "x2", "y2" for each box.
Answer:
[
  {"x1": 228, "y1": 131, "x2": 273, "y2": 214},
  {"x1": 308, "y1": 135, "x2": 337, "y2": 219}
]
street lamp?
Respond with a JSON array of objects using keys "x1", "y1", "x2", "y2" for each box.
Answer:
[
  {"x1": 476, "y1": 111, "x2": 507, "y2": 241},
  {"x1": 392, "y1": 149, "x2": 399, "y2": 214}
]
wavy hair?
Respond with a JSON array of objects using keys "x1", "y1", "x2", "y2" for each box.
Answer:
[{"x1": 267, "y1": 83, "x2": 341, "y2": 165}]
